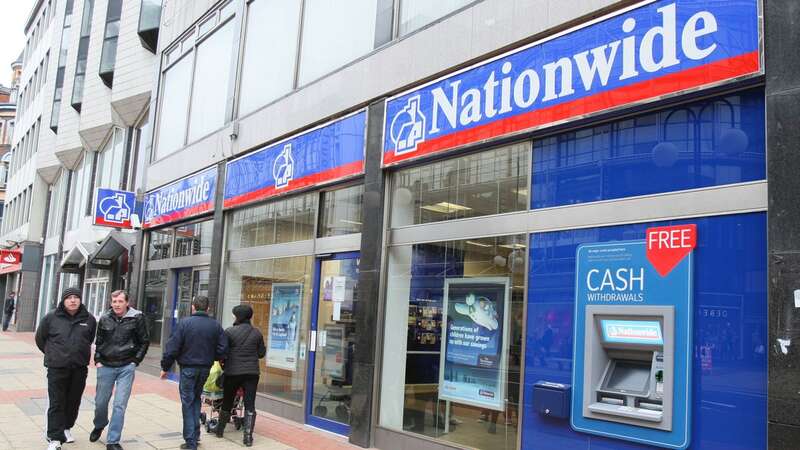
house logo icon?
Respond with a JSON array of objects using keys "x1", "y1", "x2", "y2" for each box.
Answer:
[
  {"x1": 273, "y1": 144, "x2": 295, "y2": 189},
  {"x1": 390, "y1": 95, "x2": 426, "y2": 155},
  {"x1": 99, "y1": 193, "x2": 132, "y2": 224}
]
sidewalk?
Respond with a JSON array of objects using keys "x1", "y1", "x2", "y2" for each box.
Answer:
[{"x1": 0, "y1": 332, "x2": 363, "y2": 450}]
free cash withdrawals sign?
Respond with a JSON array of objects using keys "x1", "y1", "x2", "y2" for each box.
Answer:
[
  {"x1": 383, "y1": 0, "x2": 761, "y2": 166},
  {"x1": 143, "y1": 167, "x2": 217, "y2": 228},
  {"x1": 267, "y1": 283, "x2": 303, "y2": 372},
  {"x1": 439, "y1": 277, "x2": 510, "y2": 411},
  {"x1": 224, "y1": 110, "x2": 366, "y2": 209},
  {"x1": 571, "y1": 225, "x2": 696, "y2": 449}
]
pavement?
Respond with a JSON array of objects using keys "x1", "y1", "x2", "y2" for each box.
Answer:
[{"x1": 0, "y1": 331, "x2": 363, "y2": 450}]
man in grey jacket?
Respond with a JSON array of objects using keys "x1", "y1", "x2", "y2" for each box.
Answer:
[{"x1": 89, "y1": 290, "x2": 149, "y2": 450}]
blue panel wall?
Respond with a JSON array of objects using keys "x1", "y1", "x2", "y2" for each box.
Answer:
[{"x1": 522, "y1": 213, "x2": 767, "y2": 449}]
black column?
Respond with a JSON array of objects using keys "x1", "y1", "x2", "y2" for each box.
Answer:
[
  {"x1": 208, "y1": 161, "x2": 227, "y2": 317},
  {"x1": 766, "y1": 1, "x2": 800, "y2": 448},
  {"x1": 349, "y1": 100, "x2": 387, "y2": 447}
]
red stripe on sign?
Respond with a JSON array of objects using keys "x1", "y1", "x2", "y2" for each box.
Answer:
[
  {"x1": 142, "y1": 200, "x2": 214, "y2": 229},
  {"x1": 93, "y1": 217, "x2": 133, "y2": 229},
  {"x1": 223, "y1": 160, "x2": 364, "y2": 209},
  {"x1": 383, "y1": 51, "x2": 761, "y2": 166}
]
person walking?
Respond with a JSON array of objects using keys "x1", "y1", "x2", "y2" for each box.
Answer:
[
  {"x1": 89, "y1": 290, "x2": 150, "y2": 450},
  {"x1": 160, "y1": 296, "x2": 228, "y2": 450},
  {"x1": 35, "y1": 287, "x2": 97, "y2": 450},
  {"x1": 3, "y1": 291, "x2": 16, "y2": 331},
  {"x1": 215, "y1": 304, "x2": 265, "y2": 446}
]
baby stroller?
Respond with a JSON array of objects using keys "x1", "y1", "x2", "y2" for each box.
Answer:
[{"x1": 200, "y1": 362, "x2": 246, "y2": 433}]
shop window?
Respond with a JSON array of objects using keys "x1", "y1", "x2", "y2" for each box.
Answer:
[
  {"x1": 318, "y1": 184, "x2": 364, "y2": 237},
  {"x1": 223, "y1": 256, "x2": 313, "y2": 403},
  {"x1": 297, "y1": 0, "x2": 378, "y2": 86},
  {"x1": 238, "y1": 0, "x2": 301, "y2": 116},
  {"x1": 227, "y1": 193, "x2": 317, "y2": 250},
  {"x1": 143, "y1": 269, "x2": 167, "y2": 345},
  {"x1": 174, "y1": 219, "x2": 214, "y2": 257},
  {"x1": 187, "y1": 18, "x2": 235, "y2": 142},
  {"x1": 398, "y1": 0, "x2": 475, "y2": 36},
  {"x1": 532, "y1": 89, "x2": 766, "y2": 208},
  {"x1": 391, "y1": 142, "x2": 529, "y2": 227},
  {"x1": 379, "y1": 235, "x2": 525, "y2": 449},
  {"x1": 147, "y1": 228, "x2": 173, "y2": 260}
]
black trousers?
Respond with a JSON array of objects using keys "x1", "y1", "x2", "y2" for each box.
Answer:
[
  {"x1": 221, "y1": 373, "x2": 259, "y2": 412},
  {"x1": 46, "y1": 366, "x2": 88, "y2": 442}
]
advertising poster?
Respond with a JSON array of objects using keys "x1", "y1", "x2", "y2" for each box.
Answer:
[
  {"x1": 438, "y1": 277, "x2": 510, "y2": 411},
  {"x1": 267, "y1": 283, "x2": 303, "y2": 371},
  {"x1": 322, "y1": 325, "x2": 346, "y2": 381}
]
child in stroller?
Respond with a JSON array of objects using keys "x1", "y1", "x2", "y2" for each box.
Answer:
[{"x1": 200, "y1": 362, "x2": 245, "y2": 433}]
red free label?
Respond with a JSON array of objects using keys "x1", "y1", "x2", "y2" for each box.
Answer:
[{"x1": 646, "y1": 224, "x2": 697, "y2": 277}]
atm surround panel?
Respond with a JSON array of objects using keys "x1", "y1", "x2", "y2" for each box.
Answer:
[{"x1": 582, "y1": 305, "x2": 675, "y2": 431}]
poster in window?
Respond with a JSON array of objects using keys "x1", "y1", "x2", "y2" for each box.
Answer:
[
  {"x1": 322, "y1": 324, "x2": 346, "y2": 381},
  {"x1": 266, "y1": 283, "x2": 303, "y2": 371},
  {"x1": 438, "y1": 277, "x2": 510, "y2": 411}
]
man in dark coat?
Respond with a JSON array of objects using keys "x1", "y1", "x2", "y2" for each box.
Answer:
[
  {"x1": 160, "y1": 296, "x2": 228, "y2": 450},
  {"x1": 89, "y1": 290, "x2": 150, "y2": 450},
  {"x1": 2, "y1": 291, "x2": 15, "y2": 331},
  {"x1": 35, "y1": 287, "x2": 97, "y2": 450}
]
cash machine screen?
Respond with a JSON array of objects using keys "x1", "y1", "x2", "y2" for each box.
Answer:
[{"x1": 600, "y1": 320, "x2": 663, "y2": 345}]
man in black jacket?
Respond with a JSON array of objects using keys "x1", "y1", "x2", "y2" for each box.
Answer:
[
  {"x1": 2, "y1": 291, "x2": 15, "y2": 331},
  {"x1": 89, "y1": 290, "x2": 149, "y2": 450},
  {"x1": 160, "y1": 296, "x2": 228, "y2": 450},
  {"x1": 35, "y1": 287, "x2": 97, "y2": 450}
]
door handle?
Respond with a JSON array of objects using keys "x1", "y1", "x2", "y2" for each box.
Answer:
[{"x1": 309, "y1": 330, "x2": 317, "y2": 352}]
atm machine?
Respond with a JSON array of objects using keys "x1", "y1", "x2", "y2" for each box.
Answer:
[{"x1": 581, "y1": 305, "x2": 674, "y2": 431}]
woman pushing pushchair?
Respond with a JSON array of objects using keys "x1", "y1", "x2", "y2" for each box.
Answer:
[{"x1": 216, "y1": 304, "x2": 266, "y2": 447}]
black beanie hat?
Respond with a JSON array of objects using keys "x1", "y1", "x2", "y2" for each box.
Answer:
[
  {"x1": 233, "y1": 304, "x2": 253, "y2": 323},
  {"x1": 61, "y1": 287, "x2": 83, "y2": 302}
]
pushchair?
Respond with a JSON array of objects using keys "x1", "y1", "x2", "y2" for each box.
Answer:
[{"x1": 199, "y1": 362, "x2": 245, "y2": 433}]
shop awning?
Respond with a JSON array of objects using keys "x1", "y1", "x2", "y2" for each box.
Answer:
[
  {"x1": 89, "y1": 231, "x2": 135, "y2": 265},
  {"x1": 0, "y1": 263, "x2": 21, "y2": 275},
  {"x1": 60, "y1": 241, "x2": 98, "y2": 273}
]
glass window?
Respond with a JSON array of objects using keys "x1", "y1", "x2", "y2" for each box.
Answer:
[
  {"x1": 147, "y1": 228, "x2": 173, "y2": 260},
  {"x1": 227, "y1": 193, "x2": 318, "y2": 250},
  {"x1": 71, "y1": 0, "x2": 94, "y2": 110},
  {"x1": 319, "y1": 184, "x2": 364, "y2": 237},
  {"x1": 398, "y1": 0, "x2": 474, "y2": 36},
  {"x1": 297, "y1": 0, "x2": 378, "y2": 85},
  {"x1": 391, "y1": 143, "x2": 529, "y2": 227},
  {"x1": 187, "y1": 19, "x2": 235, "y2": 143},
  {"x1": 223, "y1": 256, "x2": 313, "y2": 403},
  {"x1": 155, "y1": 55, "x2": 192, "y2": 159},
  {"x1": 379, "y1": 235, "x2": 525, "y2": 449},
  {"x1": 174, "y1": 219, "x2": 214, "y2": 256},
  {"x1": 68, "y1": 153, "x2": 93, "y2": 230},
  {"x1": 532, "y1": 89, "x2": 766, "y2": 208},
  {"x1": 142, "y1": 269, "x2": 167, "y2": 345},
  {"x1": 238, "y1": 0, "x2": 301, "y2": 116},
  {"x1": 47, "y1": 172, "x2": 68, "y2": 237},
  {"x1": 96, "y1": 128, "x2": 126, "y2": 190}
]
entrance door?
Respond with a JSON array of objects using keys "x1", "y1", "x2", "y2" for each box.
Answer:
[
  {"x1": 171, "y1": 267, "x2": 210, "y2": 328},
  {"x1": 306, "y1": 252, "x2": 359, "y2": 435}
]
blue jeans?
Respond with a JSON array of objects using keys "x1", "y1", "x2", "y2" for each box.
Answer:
[
  {"x1": 179, "y1": 367, "x2": 210, "y2": 448},
  {"x1": 93, "y1": 363, "x2": 136, "y2": 444}
]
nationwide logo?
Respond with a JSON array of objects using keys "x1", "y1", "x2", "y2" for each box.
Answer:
[
  {"x1": 383, "y1": 0, "x2": 761, "y2": 165},
  {"x1": 390, "y1": 96, "x2": 426, "y2": 154},
  {"x1": 144, "y1": 173, "x2": 214, "y2": 224},
  {"x1": 273, "y1": 144, "x2": 295, "y2": 189},
  {"x1": 99, "y1": 192, "x2": 132, "y2": 224}
]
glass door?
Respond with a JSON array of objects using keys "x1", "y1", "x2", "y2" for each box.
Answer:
[
  {"x1": 171, "y1": 267, "x2": 210, "y2": 328},
  {"x1": 306, "y1": 252, "x2": 359, "y2": 435}
]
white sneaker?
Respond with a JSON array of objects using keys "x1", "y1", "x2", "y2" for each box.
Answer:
[
  {"x1": 47, "y1": 441, "x2": 61, "y2": 450},
  {"x1": 63, "y1": 429, "x2": 74, "y2": 443}
]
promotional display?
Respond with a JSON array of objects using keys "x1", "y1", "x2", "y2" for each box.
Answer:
[
  {"x1": 143, "y1": 167, "x2": 217, "y2": 228},
  {"x1": 571, "y1": 224, "x2": 695, "y2": 449},
  {"x1": 267, "y1": 283, "x2": 303, "y2": 371},
  {"x1": 438, "y1": 277, "x2": 510, "y2": 411},
  {"x1": 93, "y1": 188, "x2": 138, "y2": 228},
  {"x1": 383, "y1": 0, "x2": 761, "y2": 166},
  {"x1": 224, "y1": 110, "x2": 367, "y2": 209},
  {"x1": 321, "y1": 325, "x2": 346, "y2": 381}
]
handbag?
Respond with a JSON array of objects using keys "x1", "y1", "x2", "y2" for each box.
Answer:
[{"x1": 216, "y1": 325, "x2": 257, "y2": 389}]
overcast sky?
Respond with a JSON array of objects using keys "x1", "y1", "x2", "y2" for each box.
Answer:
[{"x1": 0, "y1": 0, "x2": 35, "y2": 87}]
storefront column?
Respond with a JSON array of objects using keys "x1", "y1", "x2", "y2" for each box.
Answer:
[
  {"x1": 16, "y1": 242, "x2": 44, "y2": 332},
  {"x1": 208, "y1": 161, "x2": 227, "y2": 316},
  {"x1": 766, "y1": 0, "x2": 800, "y2": 447},
  {"x1": 349, "y1": 100, "x2": 386, "y2": 447}
]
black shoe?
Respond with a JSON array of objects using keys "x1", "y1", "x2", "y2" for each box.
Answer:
[
  {"x1": 215, "y1": 410, "x2": 230, "y2": 438},
  {"x1": 89, "y1": 428, "x2": 103, "y2": 443},
  {"x1": 179, "y1": 444, "x2": 195, "y2": 449},
  {"x1": 106, "y1": 444, "x2": 123, "y2": 450},
  {"x1": 243, "y1": 411, "x2": 256, "y2": 447}
]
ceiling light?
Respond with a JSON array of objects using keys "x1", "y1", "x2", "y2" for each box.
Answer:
[
  {"x1": 421, "y1": 202, "x2": 473, "y2": 214},
  {"x1": 466, "y1": 240, "x2": 492, "y2": 248}
]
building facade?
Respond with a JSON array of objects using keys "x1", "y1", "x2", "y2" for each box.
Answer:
[{"x1": 131, "y1": 0, "x2": 800, "y2": 449}]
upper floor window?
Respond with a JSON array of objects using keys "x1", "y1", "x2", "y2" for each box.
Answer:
[
  {"x1": 95, "y1": 128, "x2": 126, "y2": 190},
  {"x1": 398, "y1": 0, "x2": 475, "y2": 36},
  {"x1": 138, "y1": 0, "x2": 162, "y2": 53},
  {"x1": 99, "y1": 0, "x2": 122, "y2": 87},
  {"x1": 71, "y1": 0, "x2": 95, "y2": 111}
]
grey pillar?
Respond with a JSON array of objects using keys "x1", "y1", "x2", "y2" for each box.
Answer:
[
  {"x1": 17, "y1": 242, "x2": 43, "y2": 331},
  {"x1": 349, "y1": 100, "x2": 386, "y2": 447},
  {"x1": 766, "y1": 0, "x2": 800, "y2": 448},
  {"x1": 208, "y1": 161, "x2": 227, "y2": 317}
]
